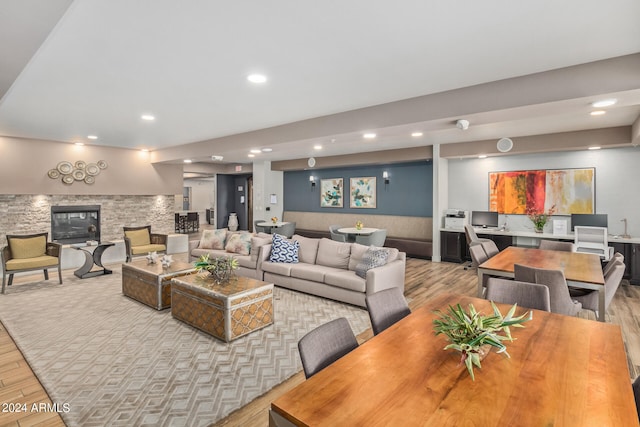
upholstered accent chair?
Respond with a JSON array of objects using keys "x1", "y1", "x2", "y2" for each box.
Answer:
[
  {"x1": 365, "y1": 287, "x2": 411, "y2": 335},
  {"x1": 123, "y1": 226, "x2": 167, "y2": 262},
  {"x1": 538, "y1": 239, "x2": 574, "y2": 252},
  {"x1": 1, "y1": 232, "x2": 62, "y2": 294},
  {"x1": 356, "y1": 229, "x2": 387, "y2": 247},
  {"x1": 486, "y1": 277, "x2": 551, "y2": 312},
  {"x1": 254, "y1": 220, "x2": 267, "y2": 233},
  {"x1": 514, "y1": 264, "x2": 582, "y2": 316},
  {"x1": 571, "y1": 261, "x2": 625, "y2": 318},
  {"x1": 298, "y1": 317, "x2": 358, "y2": 379},
  {"x1": 273, "y1": 222, "x2": 296, "y2": 238},
  {"x1": 329, "y1": 225, "x2": 346, "y2": 242}
]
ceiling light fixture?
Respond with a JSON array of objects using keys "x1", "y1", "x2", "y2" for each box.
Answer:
[
  {"x1": 313, "y1": 145, "x2": 322, "y2": 150},
  {"x1": 183, "y1": 159, "x2": 192, "y2": 163},
  {"x1": 74, "y1": 142, "x2": 84, "y2": 146},
  {"x1": 478, "y1": 155, "x2": 487, "y2": 159},
  {"x1": 261, "y1": 147, "x2": 273, "y2": 152},
  {"x1": 87, "y1": 135, "x2": 98, "y2": 140},
  {"x1": 247, "y1": 74, "x2": 267, "y2": 83},
  {"x1": 588, "y1": 146, "x2": 601, "y2": 150},
  {"x1": 250, "y1": 149, "x2": 261, "y2": 154},
  {"x1": 456, "y1": 119, "x2": 470, "y2": 130},
  {"x1": 248, "y1": 154, "x2": 255, "y2": 158},
  {"x1": 590, "y1": 110, "x2": 606, "y2": 116},
  {"x1": 141, "y1": 114, "x2": 155, "y2": 121},
  {"x1": 363, "y1": 133, "x2": 376, "y2": 139},
  {"x1": 591, "y1": 99, "x2": 617, "y2": 108},
  {"x1": 141, "y1": 148, "x2": 149, "y2": 152},
  {"x1": 497, "y1": 137, "x2": 514, "y2": 153},
  {"x1": 211, "y1": 155, "x2": 224, "y2": 161},
  {"x1": 411, "y1": 132, "x2": 423, "y2": 137}
]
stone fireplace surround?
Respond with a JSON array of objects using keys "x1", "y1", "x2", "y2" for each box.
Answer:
[{"x1": 0, "y1": 195, "x2": 174, "y2": 248}]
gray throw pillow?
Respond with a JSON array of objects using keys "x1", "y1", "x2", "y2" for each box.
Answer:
[{"x1": 355, "y1": 247, "x2": 390, "y2": 279}]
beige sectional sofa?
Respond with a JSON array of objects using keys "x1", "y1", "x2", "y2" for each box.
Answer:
[
  {"x1": 188, "y1": 230, "x2": 406, "y2": 308},
  {"x1": 262, "y1": 235, "x2": 406, "y2": 308}
]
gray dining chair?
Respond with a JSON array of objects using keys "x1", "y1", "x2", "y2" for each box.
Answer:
[
  {"x1": 469, "y1": 244, "x2": 488, "y2": 268},
  {"x1": 254, "y1": 220, "x2": 267, "y2": 233},
  {"x1": 571, "y1": 262, "x2": 625, "y2": 318},
  {"x1": 298, "y1": 317, "x2": 359, "y2": 379},
  {"x1": 514, "y1": 264, "x2": 582, "y2": 316},
  {"x1": 464, "y1": 224, "x2": 492, "y2": 269},
  {"x1": 486, "y1": 277, "x2": 551, "y2": 312},
  {"x1": 365, "y1": 287, "x2": 411, "y2": 335},
  {"x1": 329, "y1": 225, "x2": 346, "y2": 242},
  {"x1": 356, "y1": 229, "x2": 387, "y2": 246},
  {"x1": 603, "y1": 252, "x2": 625, "y2": 277},
  {"x1": 481, "y1": 240, "x2": 500, "y2": 258},
  {"x1": 538, "y1": 239, "x2": 574, "y2": 252},
  {"x1": 273, "y1": 222, "x2": 296, "y2": 238}
]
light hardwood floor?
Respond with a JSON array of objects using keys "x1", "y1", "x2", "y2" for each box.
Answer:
[{"x1": 1, "y1": 258, "x2": 639, "y2": 427}]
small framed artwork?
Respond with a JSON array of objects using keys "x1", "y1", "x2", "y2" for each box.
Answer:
[
  {"x1": 350, "y1": 177, "x2": 376, "y2": 208},
  {"x1": 321, "y1": 178, "x2": 343, "y2": 207}
]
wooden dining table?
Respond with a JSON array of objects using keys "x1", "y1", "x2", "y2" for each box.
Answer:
[
  {"x1": 477, "y1": 246, "x2": 606, "y2": 321},
  {"x1": 270, "y1": 292, "x2": 638, "y2": 427}
]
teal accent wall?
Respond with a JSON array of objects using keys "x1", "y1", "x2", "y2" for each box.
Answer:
[{"x1": 284, "y1": 161, "x2": 432, "y2": 216}]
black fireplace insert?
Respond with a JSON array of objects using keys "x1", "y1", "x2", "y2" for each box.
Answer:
[{"x1": 51, "y1": 205, "x2": 101, "y2": 244}]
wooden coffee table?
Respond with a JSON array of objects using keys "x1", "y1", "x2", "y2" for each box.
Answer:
[
  {"x1": 122, "y1": 254, "x2": 195, "y2": 310},
  {"x1": 170, "y1": 274, "x2": 274, "y2": 342}
]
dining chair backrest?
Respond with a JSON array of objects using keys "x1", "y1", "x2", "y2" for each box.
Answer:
[
  {"x1": 538, "y1": 239, "x2": 574, "y2": 252},
  {"x1": 486, "y1": 277, "x2": 551, "y2": 312},
  {"x1": 481, "y1": 240, "x2": 500, "y2": 258},
  {"x1": 356, "y1": 229, "x2": 387, "y2": 246},
  {"x1": 513, "y1": 264, "x2": 582, "y2": 316},
  {"x1": 469, "y1": 244, "x2": 488, "y2": 268},
  {"x1": 329, "y1": 225, "x2": 346, "y2": 242},
  {"x1": 573, "y1": 262, "x2": 625, "y2": 316},
  {"x1": 254, "y1": 220, "x2": 267, "y2": 233},
  {"x1": 365, "y1": 287, "x2": 411, "y2": 335},
  {"x1": 274, "y1": 222, "x2": 296, "y2": 238},
  {"x1": 298, "y1": 317, "x2": 359, "y2": 379},
  {"x1": 603, "y1": 252, "x2": 625, "y2": 277}
]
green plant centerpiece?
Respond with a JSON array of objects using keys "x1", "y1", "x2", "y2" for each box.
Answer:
[
  {"x1": 526, "y1": 204, "x2": 556, "y2": 233},
  {"x1": 194, "y1": 254, "x2": 239, "y2": 284},
  {"x1": 433, "y1": 302, "x2": 532, "y2": 380}
]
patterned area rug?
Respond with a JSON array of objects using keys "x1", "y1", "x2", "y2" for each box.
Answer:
[{"x1": 0, "y1": 266, "x2": 370, "y2": 426}]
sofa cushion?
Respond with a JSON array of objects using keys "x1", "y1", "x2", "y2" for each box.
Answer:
[
  {"x1": 324, "y1": 270, "x2": 367, "y2": 293},
  {"x1": 198, "y1": 229, "x2": 227, "y2": 250},
  {"x1": 293, "y1": 234, "x2": 320, "y2": 264},
  {"x1": 262, "y1": 261, "x2": 294, "y2": 277},
  {"x1": 289, "y1": 264, "x2": 339, "y2": 282},
  {"x1": 355, "y1": 247, "x2": 390, "y2": 279},
  {"x1": 269, "y1": 234, "x2": 299, "y2": 263},
  {"x1": 8, "y1": 236, "x2": 47, "y2": 259},
  {"x1": 191, "y1": 248, "x2": 228, "y2": 259},
  {"x1": 250, "y1": 235, "x2": 272, "y2": 262},
  {"x1": 5, "y1": 255, "x2": 59, "y2": 270},
  {"x1": 316, "y1": 238, "x2": 351, "y2": 269},
  {"x1": 125, "y1": 228, "x2": 151, "y2": 247},
  {"x1": 235, "y1": 254, "x2": 257, "y2": 269},
  {"x1": 348, "y1": 243, "x2": 370, "y2": 271},
  {"x1": 386, "y1": 247, "x2": 400, "y2": 263},
  {"x1": 225, "y1": 231, "x2": 253, "y2": 255},
  {"x1": 131, "y1": 244, "x2": 167, "y2": 255}
]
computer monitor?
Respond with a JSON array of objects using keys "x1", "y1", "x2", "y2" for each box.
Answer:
[
  {"x1": 471, "y1": 211, "x2": 499, "y2": 228},
  {"x1": 570, "y1": 213, "x2": 608, "y2": 231}
]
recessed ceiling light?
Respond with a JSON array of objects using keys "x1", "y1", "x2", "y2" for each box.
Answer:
[
  {"x1": 247, "y1": 74, "x2": 267, "y2": 83},
  {"x1": 588, "y1": 146, "x2": 601, "y2": 150},
  {"x1": 591, "y1": 99, "x2": 617, "y2": 108},
  {"x1": 314, "y1": 145, "x2": 322, "y2": 150},
  {"x1": 141, "y1": 114, "x2": 155, "y2": 121},
  {"x1": 74, "y1": 142, "x2": 84, "y2": 146},
  {"x1": 141, "y1": 148, "x2": 149, "y2": 152},
  {"x1": 250, "y1": 149, "x2": 261, "y2": 154},
  {"x1": 87, "y1": 135, "x2": 98, "y2": 140},
  {"x1": 261, "y1": 147, "x2": 273, "y2": 152},
  {"x1": 184, "y1": 159, "x2": 192, "y2": 163},
  {"x1": 248, "y1": 154, "x2": 255, "y2": 158},
  {"x1": 590, "y1": 110, "x2": 606, "y2": 116},
  {"x1": 363, "y1": 133, "x2": 376, "y2": 139},
  {"x1": 478, "y1": 155, "x2": 487, "y2": 159},
  {"x1": 411, "y1": 132, "x2": 423, "y2": 137}
]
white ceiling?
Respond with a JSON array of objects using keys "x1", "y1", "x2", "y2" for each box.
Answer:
[{"x1": 1, "y1": 0, "x2": 640, "y2": 164}]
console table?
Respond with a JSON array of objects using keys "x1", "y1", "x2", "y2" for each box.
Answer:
[{"x1": 72, "y1": 242, "x2": 115, "y2": 278}]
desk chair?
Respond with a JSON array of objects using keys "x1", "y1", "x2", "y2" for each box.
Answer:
[
  {"x1": 464, "y1": 224, "x2": 492, "y2": 270},
  {"x1": 481, "y1": 240, "x2": 500, "y2": 258},
  {"x1": 365, "y1": 287, "x2": 411, "y2": 335},
  {"x1": 298, "y1": 318, "x2": 359, "y2": 379},
  {"x1": 538, "y1": 239, "x2": 574, "y2": 252},
  {"x1": 514, "y1": 264, "x2": 582, "y2": 316},
  {"x1": 486, "y1": 278, "x2": 551, "y2": 312}
]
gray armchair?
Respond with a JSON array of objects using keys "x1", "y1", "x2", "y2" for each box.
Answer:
[
  {"x1": 514, "y1": 264, "x2": 582, "y2": 316},
  {"x1": 356, "y1": 229, "x2": 387, "y2": 247},
  {"x1": 486, "y1": 277, "x2": 551, "y2": 312},
  {"x1": 1, "y1": 232, "x2": 62, "y2": 294},
  {"x1": 365, "y1": 287, "x2": 411, "y2": 335},
  {"x1": 273, "y1": 222, "x2": 296, "y2": 238},
  {"x1": 254, "y1": 220, "x2": 267, "y2": 233},
  {"x1": 538, "y1": 239, "x2": 574, "y2": 252},
  {"x1": 298, "y1": 317, "x2": 358, "y2": 379},
  {"x1": 329, "y1": 225, "x2": 346, "y2": 242}
]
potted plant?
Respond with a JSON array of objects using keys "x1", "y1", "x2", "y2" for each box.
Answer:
[
  {"x1": 355, "y1": 220, "x2": 363, "y2": 230},
  {"x1": 526, "y1": 204, "x2": 556, "y2": 233},
  {"x1": 433, "y1": 302, "x2": 532, "y2": 380},
  {"x1": 194, "y1": 254, "x2": 239, "y2": 284}
]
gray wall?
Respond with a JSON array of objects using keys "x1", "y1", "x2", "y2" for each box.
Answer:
[
  {"x1": 447, "y1": 146, "x2": 640, "y2": 237},
  {"x1": 284, "y1": 161, "x2": 433, "y2": 217}
]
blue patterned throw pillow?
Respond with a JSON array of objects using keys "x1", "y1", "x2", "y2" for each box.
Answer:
[
  {"x1": 355, "y1": 247, "x2": 390, "y2": 278},
  {"x1": 269, "y1": 234, "x2": 300, "y2": 263}
]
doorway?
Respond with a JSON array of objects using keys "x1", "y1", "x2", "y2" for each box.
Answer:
[{"x1": 247, "y1": 176, "x2": 254, "y2": 231}]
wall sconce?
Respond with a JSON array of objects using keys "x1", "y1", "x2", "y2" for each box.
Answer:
[
  {"x1": 309, "y1": 175, "x2": 316, "y2": 189},
  {"x1": 383, "y1": 171, "x2": 390, "y2": 186}
]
